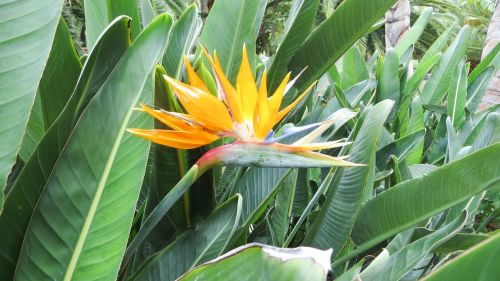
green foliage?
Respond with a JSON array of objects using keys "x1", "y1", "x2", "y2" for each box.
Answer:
[
  {"x1": 0, "y1": 0, "x2": 64, "y2": 207},
  {"x1": 0, "y1": 17, "x2": 133, "y2": 279},
  {"x1": 0, "y1": 1, "x2": 498, "y2": 280},
  {"x1": 412, "y1": 0, "x2": 496, "y2": 64},
  {"x1": 178, "y1": 244, "x2": 331, "y2": 281},
  {"x1": 422, "y1": 232, "x2": 500, "y2": 281}
]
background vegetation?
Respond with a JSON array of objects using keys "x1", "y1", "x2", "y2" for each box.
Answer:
[{"x1": 0, "y1": 0, "x2": 499, "y2": 280}]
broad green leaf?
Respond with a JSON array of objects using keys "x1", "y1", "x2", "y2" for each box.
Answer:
[
  {"x1": 124, "y1": 164, "x2": 202, "y2": 268},
  {"x1": 403, "y1": 97, "x2": 425, "y2": 164},
  {"x1": 466, "y1": 66, "x2": 495, "y2": 112},
  {"x1": 267, "y1": 0, "x2": 320, "y2": 92},
  {"x1": 354, "y1": 249, "x2": 390, "y2": 279},
  {"x1": 394, "y1": 7, "x2": 433, "y2": 57},
  {"x1": 422, "y1": 232, "x2": 500, "y2": 281},
  {"x1": 38, "y1": 17, "x2": 82, "y2": 128},
  {"x1": 447, "y1": 59, "x2": 467, "y2": 128},
  {"x1": 162, "y1": 0, "x2": 188, "y2": 16},
  {"x1": 408, "y1": 164, "x2": 437, "y2": 178},
  {"x1": 269, "y1": 170, "x2": 297, "y2": 246},
  {"x1": 462, "y1": 110, "x2": 491, "y2": 146},
  {"x1": 304, "y1": 100, "x2": 393, "y2": 252},
  {"x1": 179, "y1": 244, "x2": 332, "y2": 281},
  {"x1": 140, "y1": 0, "x2": 157, "y2": 27},
  {"x1": 333, "y1": 84, "x2": 352, "y2": 110},
  {"x1": 386, "y1": 228, "x2": 416, "y2": 254},
  {"x1": 420, "y1": 25, "x2": 454, "y2": 65},
  {"x1": 446, "y1": 117, "x2": 463, "y2": 162},
  {"x1": 84, "y1": 0, "x2": 141, "y2": 50},
  {"x1": 426, "y1": 117, "x2": 448, "y2": 164},
  {"x1": 404, "y1": 53, "x2": 441, "y2": 97},
  {"x1": 196, "y1": 61, "x2": 218, "y2": 96},
  {"x1": 352, "y1": 143, "x2": 500, "y2": 249},
  {"x1": 0, "y1": 17, "x2": 132, "y2": 279},
  {"x1": 468, "y1": 43, "x2": 500, "y2": 84},
  {"x1": 19, "y1": 17, "x2": 82, "y2": 161},
  {"x1": 131, "y1": 195, "x2": 242, "y2": 281},
  {"x1": 163, "y1": 4, "x2": 201, "y2": 79},
  {"x1": 18, "y1": 94, "x2": 45, "y2": 162},
  {"x1": 412, "y1": 229, "x2": 490, "y2": 254},
  {"x1": 376, "y1": 130, "x2": 425, "y2": 170},
  {"x1": 136, "y1": 66, "x2": 187, "y2": 260},
  {"x1": 420, "y1": 26, "x2": 470, "y2": 105},
  {"x1": 327, "y1": 64, "x2": 341, "y2": 85},
  {"x1": 291, "y1": 169, "x2": 310, "y2": 217},
  {"x1": 217, "y1": 166, "x2": 243, "y2": 203},
  {"x1": 233, "y1": 168, "x2": 290, "y2": 227},
  {"x1": 341, "y1": 45, "x2": 369, "y2": 89},
  {"x1": 200, "y1": 0, "x2": 266, "y2": 82},
  {"x1": 344, "y1": 79, "x2": 377, "y2": 106},
  {"x1": 14, "y1": 15, "x2": 172, "y2": 281},
  {"x1": 335, "y1": 259, "x2": 364, "y2": 281},
  {"x1": 359, "y1": 212, "x2": 466, "y2": 281},
  {"x1": 0, "y1": 0, "x2": 64, "y2": 195},
  {"x1": 288, "y1": 0, "x2": 398, "y2": 92},
  {"x1": 377, "y1": 48, "x2": 400, "y2": 120},
  {"x1": 470, "y1": 112, "x2": 500, "y2": 153}
]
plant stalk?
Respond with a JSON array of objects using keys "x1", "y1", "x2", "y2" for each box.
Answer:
[{"x1": 123, "y1": 157, "x2": 215, "y2": 266}]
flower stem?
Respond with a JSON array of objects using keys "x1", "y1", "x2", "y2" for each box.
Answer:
[{"x1": 176, "y1": 149, "x2": 191, "y2": 228}]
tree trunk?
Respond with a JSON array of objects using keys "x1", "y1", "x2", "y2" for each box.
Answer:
[
  {"x1": 385, "y1": 0, "x2": 411, "y2": 49},
  {"x1": 199, "y1": 0, "x2": 213, "y2": 17},
  {"x1": 479, "y1": 2, "x2": 500, "y2": 109}
]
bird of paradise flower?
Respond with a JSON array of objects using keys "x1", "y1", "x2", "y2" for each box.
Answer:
[{"x1": 123, "y1": 46, "x2": 360, "y2": 260}]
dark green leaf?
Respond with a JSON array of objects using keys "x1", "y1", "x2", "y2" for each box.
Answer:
[
  {"x1": 179, "y1": 244, "x2": 332, "y2": 281},
  {"x1": 341, "y1": 45, "x2": 369, "y2": 89},
  {"x1": 267, "y1": 0, "x2": 320, "y2": 93},
  {"x1": 422, "y1": 232, "x2": 500, "y2": 281},
  {"x1": 14, "y1": 15, "x2": 172, "y2": 281},
  {"x1": 163, "y1": 4, "x2": 201, "y2": 79},
  {"x1": 304, "y1": 100, "x2": 393, "y2": 253},
  {"x1": 200, "y1": 0, "x2": 266, "y2": 82},
  {"x1": 394, "y1": 7, "x2": 433, "y2": 57},
  {"x1": 132, "y1": 195, "x2": 242, "y2": 281},
  {"x1": 447, "y1": 59, "x2": 467, "y2": 128},
  {"x1": 466, "y1": 66, "x2": 495, "y2": 112},
  {"x1": 420, "y1": 26, "x2": 470, "y2": 105},
  {"x1": 0, "y1": 0, "x2": 64, "y2": 193},
  {"x1": 352, "y1": 143, "x2": 500, "y2": 249},
  {"x1": 359, "y1": 212, "x2": 466, "y2": 281},
  {"x1": 288, "y1": 0, "x2": 398, "y2": 92},
  {"x1": 84, "y1": 0, "x2": 141, "y2": 50},
  {"x1": 0, "y1": 17, "x2": 132, "y2": 279}
]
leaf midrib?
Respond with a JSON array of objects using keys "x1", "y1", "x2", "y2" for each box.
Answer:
[
  {"x1": 450, "y1": 64, "x2": 464, "y2": 127},
  {"x1": 63, "y1": 92, "x2": 143, "y2": 281}
]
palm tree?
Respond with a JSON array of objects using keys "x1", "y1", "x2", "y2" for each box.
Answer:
[
  {"x1": 385, "y1": 0, "x2": 411, "y2": 48},
  {"x1": 479, "y1": 0, "x2": 500, "y2": 109},
  {"x1": 411, "y1": 0, "x2": 495, "y2": 64}
]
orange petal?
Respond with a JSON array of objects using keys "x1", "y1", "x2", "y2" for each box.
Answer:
[
  {"x1": 268, "y1": 73, "x2": 291, "y2": 117},
  {"x1": 237, "y1": 45, "x2": 258, "y2": 120},
  {"x1": 164, "y1": 75, "x2": 233, "y2": 132},
  {"x1": 141, "y1": 104, "x2": 198, "y2": 131},
  {"x1": 183, "y1": 56, "x2": 210, "y2": 93},
  {"x1": 127, "y1": 129, "x2": 220, "y2": 149},
  {"x1": 274, "y1": 82, "x2": 316, "y2": 124},
  {"x1": 253, "y1": 71, "x2": 273, "y2": 140},
  {"x1": 203, "y1": 48, "x2": 244, "y2": 123}
]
